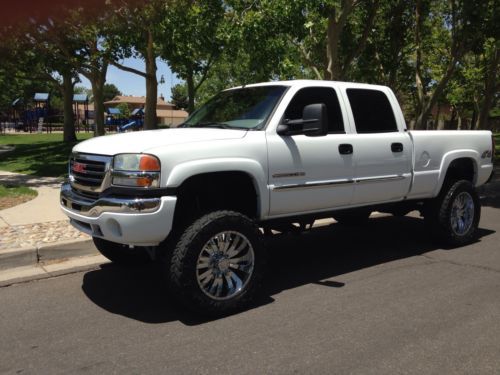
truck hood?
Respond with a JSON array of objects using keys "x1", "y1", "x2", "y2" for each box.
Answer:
[{"x1": 72, "y1": 128, "x2": 248, "y2": 156}]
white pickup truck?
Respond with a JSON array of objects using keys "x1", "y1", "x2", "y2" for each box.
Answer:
[{"x1": 60, "y1": 80, "x2": 495, "y2": 315}]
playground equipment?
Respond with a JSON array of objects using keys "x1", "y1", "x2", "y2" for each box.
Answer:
[
  {"x1": 73, "y1": 94, "x2": 91, "y2": 132},
  {"x1": 105, "y1": 107, "x2": 145, "y2": 132},
  {"x1": 119, "y1": 108, "x2": 144, "y2": 131},
  {"x1": 9, "y1": 93, "x2": 51, "y2": 133},
  {"x1": 10, "y1": 98, "x2": 25, "y2": 131},
  {"x1": 105, "y1": 107, "x2": 127, "y2": 131}
]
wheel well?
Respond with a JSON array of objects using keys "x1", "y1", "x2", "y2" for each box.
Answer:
[
  {"x1": 173, "y1": 171, "x2": 259, "y2": 225},
  {"x1": 444, "y1": 158, "x2": 476, "y2": 184}
]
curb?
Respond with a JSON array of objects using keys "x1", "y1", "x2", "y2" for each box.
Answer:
[
  {"x1": 0, "y1": 238, "x2": 96, "y2": 271},
  {"x1": 0, "y1": 246, "x2": 38, "y2": 271},
  {"x1": 0, "y1": 254, "x2": 109, "y2": 287},
  {"x1": 38, "y1": 238, "x2": 97, "y2": 262}
]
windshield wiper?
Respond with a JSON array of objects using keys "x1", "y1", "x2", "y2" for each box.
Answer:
[
  {"x1": 197, "y1": 122, "x2": 232, "y2": 129},
  {"x1": 191, "y1": 122, "x2": 248, "y2": 130}
]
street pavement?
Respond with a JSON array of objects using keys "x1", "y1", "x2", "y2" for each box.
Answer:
[{"x1": 1, "y1": 205, "x2": 499, "y2": 374}]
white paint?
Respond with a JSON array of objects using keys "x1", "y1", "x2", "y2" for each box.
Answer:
[{"x1": 63, "y1": 80, "x2": 494, "y2": 246}]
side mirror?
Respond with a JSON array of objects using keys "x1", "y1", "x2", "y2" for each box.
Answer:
[{"x1": 277, "y1": 103, "x2": 328, "y2": 136}]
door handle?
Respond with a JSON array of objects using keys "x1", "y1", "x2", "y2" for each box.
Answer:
[
  {"x1": 339, "y1": 144, "x2": 353, "y2": 155},
  {"x1": 391, "y1": 143, "x2": 404, "y2": 152}
]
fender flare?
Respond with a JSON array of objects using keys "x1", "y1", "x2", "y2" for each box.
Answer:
[
  {"x1": 166, "y1": 158, "x2": 268, "y2": 218},
  {"x1": 434, "y1": 150, "x2": 479, "y2": 196}
]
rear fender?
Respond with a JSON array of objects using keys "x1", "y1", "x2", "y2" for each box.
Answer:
[{"x1": 434, "y1": 151, "x2": 479, "y2": 196}]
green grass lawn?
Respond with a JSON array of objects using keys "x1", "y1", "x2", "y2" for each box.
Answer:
[
  {"x1": 0, "y1": 184, "x2": 38, "y2": 210},
  {"x1": 0, "y1": 184, "x2": 37, "y2": 198},
  {"x1": 0, "y1": 133, "x2": 93, "y2": 177}
]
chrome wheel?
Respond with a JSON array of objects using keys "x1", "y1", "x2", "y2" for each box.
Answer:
[
  {"x1": 196, "y1": 231, "x2": 255, "y2": 301},
  {"x1": 450, "y1": 191, "x2": 474, "y2": 236}
]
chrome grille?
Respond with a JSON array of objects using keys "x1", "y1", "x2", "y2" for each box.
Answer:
[{"x1": 69, "y1": 153, "x2": 112, "y2": 193}]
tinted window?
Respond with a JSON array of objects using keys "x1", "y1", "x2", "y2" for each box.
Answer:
[
  {"x1": 284, "y1": 87, "x2": 344, "y2": 133},
  {"x1": 346, "y1": 89, "x2": 398, "y2": 133},
  {"x1": 184, "y1": 86, "x2": 287, "y2": 130}
]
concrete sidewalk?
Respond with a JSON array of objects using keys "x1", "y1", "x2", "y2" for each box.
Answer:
[{"x1": 0, "y1": 171, "x2": 98, "y2": 279}]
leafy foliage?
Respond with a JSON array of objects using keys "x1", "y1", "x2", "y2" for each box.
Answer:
[
  {"x1": 170, "y1": 83, "x2": 189, "y2": 109},
  {"x1": 0, "y1": 0, "x2": 498, "y2": 132},
  {"x1": 103, "y1": 84, "x2": 122, "y2": 102}
]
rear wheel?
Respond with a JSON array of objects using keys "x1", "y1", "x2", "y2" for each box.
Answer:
[
  {"x1": 169, "y1": 210, "x2": 266, "y2": 316},
  {"x1": 424, "y1": 180, "x2": 480, "y2": 246},
  {"x1": 92, "y1": 237, "x2": 152, "y2": 265}
]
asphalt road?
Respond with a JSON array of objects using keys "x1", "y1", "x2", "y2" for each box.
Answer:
[{"x1": 1, "y1": 205, "x2": 500, "y2": 374}]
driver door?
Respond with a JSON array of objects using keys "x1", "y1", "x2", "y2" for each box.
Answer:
[{"x1": 267, "y1": 86, "x2": 355, "y2": 216}]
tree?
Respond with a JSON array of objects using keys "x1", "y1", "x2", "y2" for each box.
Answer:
[
  {"x1": 8, "y1": 19, "x2": 82, "y2": 142},
  {"x1": 268, "y1": 0, "x2": 381, "y2": 81},
  {"x1": 65, "y1": 7, "x2": 114, "y2": 136},
  {"x1": 160, "y1": 0, "x2": 226, "y2": 113},
  {"x1": 109, "y1": 0, "x2": 166, "y2": 129},
  {"x1": 116, "y1": 102, "x2": 131, "y2": 119},
  {"x1": 350, "y1": 0, "x2": 415, "y2": 94},
  {"x1": 476, "y1": 42, "x2": 499, "y2": 130},
  {"x1": 473, "y1": 0, "x2": 499, "y2": 130},
  {"x1": 170, "y1": 83, "x2": 188, "y2": 109},
  {"x1": 103, "y1": 83, "x2": 122, "y2": 102},
  {"x1": 413, "y1": 0, "x2": 491, "y2": 129}
]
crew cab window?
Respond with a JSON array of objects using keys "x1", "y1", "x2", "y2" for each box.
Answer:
[
  {"x1": 284, "y1": 87, "x2": 344, "y2": 133},
  {"x1": 346, "y1": 89, "x2": 398, "y2": 133}
]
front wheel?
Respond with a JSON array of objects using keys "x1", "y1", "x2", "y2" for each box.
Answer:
[
  {"x1": 424, "y1": 180, "x2": 481, "y2": 246},
  {"x1": 169, "y1": 210, "x2": 266, "y2": 316}
]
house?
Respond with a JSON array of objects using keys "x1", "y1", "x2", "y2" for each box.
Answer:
[{"x1": 103, "y1": 95, "x2": 188, "y2": 127}]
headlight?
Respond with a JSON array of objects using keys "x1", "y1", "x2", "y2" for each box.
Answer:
[{"x1": 112, "y1": 154, "x2": 161, "y2": 188}]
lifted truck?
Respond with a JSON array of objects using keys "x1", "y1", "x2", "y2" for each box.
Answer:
[{"x1": 61, "y1": 80, "x2": 495, "y2": 315}]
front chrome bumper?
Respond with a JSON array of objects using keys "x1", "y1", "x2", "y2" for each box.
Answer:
[
  {"x1": 60, "y1": 182, "x2": 161, "y2": 217},
  {"x1": 60, "y1": 182, "x2": 177, "y2": 246}
]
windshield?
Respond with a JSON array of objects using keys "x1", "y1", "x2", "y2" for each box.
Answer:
[{"x1": 182, "y1": 85, "x2": 287, "y2": 130}]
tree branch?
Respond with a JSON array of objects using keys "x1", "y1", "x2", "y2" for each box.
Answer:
[
  {"x1": 295, "y1": 40, "x2": 323, "y2": 80},
  {"x1": 341, "y1": 0, "x2": 380, "y2": 76},
  {"x1": 110, "y1": 60, "x2": 147, "y2": 78},
  {"x1": 414, "y1": 0, "x2": 426, "y2": 108},
  {"x1": 194, "y1": 55, "x2": 215, "y2": 92}
]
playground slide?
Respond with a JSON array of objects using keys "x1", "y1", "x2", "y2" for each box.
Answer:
[{"x1": 119, "y1": 120, "x2": 140, "y2": 132}]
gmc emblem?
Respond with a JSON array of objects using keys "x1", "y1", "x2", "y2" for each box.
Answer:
[{"x1": 73, "y1": 162, "x2": 86, "y2": 173}]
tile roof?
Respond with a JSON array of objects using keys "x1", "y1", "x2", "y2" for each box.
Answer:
[{"x1": 103, "y1": 96, "x2": 175, "y2": 108}]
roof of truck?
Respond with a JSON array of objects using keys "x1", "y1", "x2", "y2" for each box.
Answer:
[{"x1": 227, "y1": 80, "x2": 390, "y2": 92}]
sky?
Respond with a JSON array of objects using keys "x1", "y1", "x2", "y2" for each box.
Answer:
[{"x1": 78, "y1": 57, "x2": 183, "y2": 101}]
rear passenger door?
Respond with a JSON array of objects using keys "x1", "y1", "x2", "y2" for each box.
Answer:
[{"x1": 344, "y1": 88, "x2": 412, "y2": 205}]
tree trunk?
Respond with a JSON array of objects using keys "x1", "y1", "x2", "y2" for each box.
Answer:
[
  {"x1": 477, "y1": 46, "x2": 499, "y2": 130},
  {"x1": 187, "y1": 72, "x2": 195, "y2": 114},
  {"x1": 325, "y1": 10, "x2": 342, "y2": 80},
  {"x1": 414, "y1": 0, "x2": 426, "y2": 128},
  {"x1": 433, "y1": 102, "x2": 441, "y2": 130},
  {"x1": 471, "y1": 100, "x2": 479, "y2": 130},
  {"x1": 62, "y1": 71, "x2": 77, "y2": 142},
  {"x1": 85, "y1": 60, "x2": 109, "y2": 137},
  {"x1": 144, "y1": 30, "x2": 158, "y2": 130},
  {"x1": 91, "y1": 79, "x2": 105, "y2": 136},
  {"x1": 415, "y1": 57, "x2": 458, "y2": 130}
]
